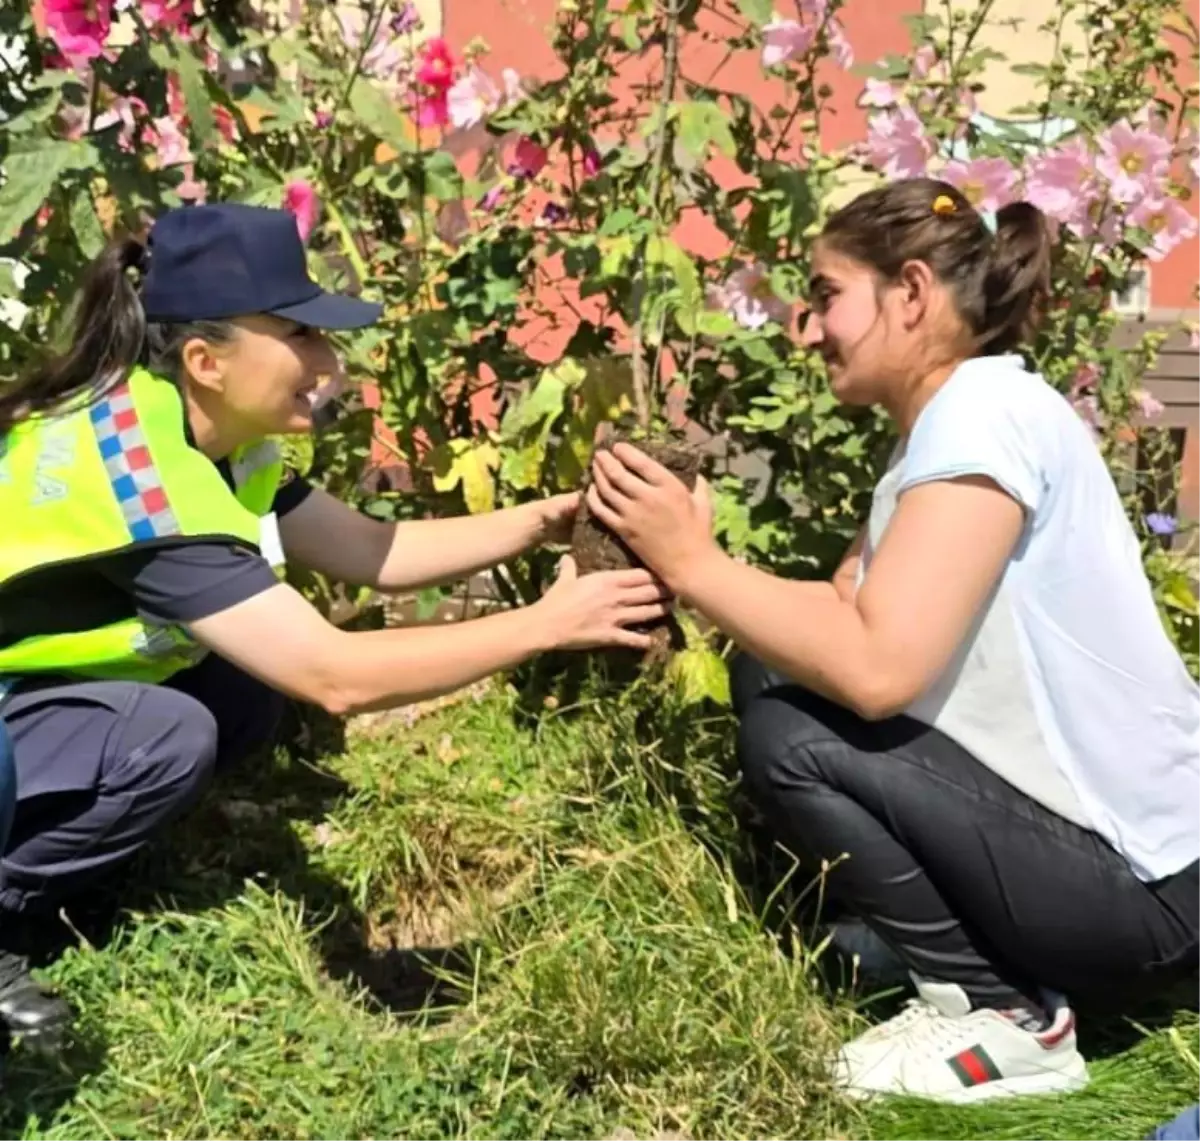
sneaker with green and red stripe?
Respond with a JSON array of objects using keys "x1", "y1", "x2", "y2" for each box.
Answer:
[{"x1": 834, "y1": 976, "x2": 1089, "y2": 1104}]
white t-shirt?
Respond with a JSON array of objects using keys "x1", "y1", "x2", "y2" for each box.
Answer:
[{"x1": 857, "y1": 354, "x2": 1199, "y2": 883}]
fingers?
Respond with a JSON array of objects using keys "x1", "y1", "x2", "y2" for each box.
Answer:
[
  {"x1": 586, "y1": 483, "x2": 623, "y2": 532},
  {"x1": 594, "y1": 449, "x2": 647, "y2": 499},
  {"x1": 610, "y1": 442, "x2": 669, "y2": 485},
  {"x1": 619, "y1": 602, "x2": 671, "y2": 625},
  {"x1": 593, "y1": 567, "x2": 667, "y2": 591},
  {"x1": 556, "y1": 554, "x2": 577, "y2": 582},
  {"x1": 609, "y1": 629, "x2": 654, "y2": 650},
  {"x1": 619, "y1": 582, "x2": 672, "y2": 606}
]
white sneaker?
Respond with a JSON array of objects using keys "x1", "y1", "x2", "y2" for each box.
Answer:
[{"x1": 835, "y1": 976, "x2": 1089, "y2": 1104}]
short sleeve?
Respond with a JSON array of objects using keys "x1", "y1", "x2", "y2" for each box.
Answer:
[
  {"x1": 97, "y1": 542, "x2": 280, "y2": 624},
  {"x1": 272, "y1": 473, "x2": 314, "y2": 518},
  {"x1": 898, "y1": 369, "x2": 1048, "y2": 515}
]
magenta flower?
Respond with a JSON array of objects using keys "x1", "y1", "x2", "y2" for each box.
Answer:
[
  {"x1": 582, "y1": 147, "x2": 602, "y2": 177},
  {"x1": 479, "y1": 185, "x2": 505, "y2": 211},
  {"x1": 1097, "y1": 120, "x2": 1171, "y2": 204},
  {"x1": 1023, "y1": 137, "x2": 1098, "y2": 229},
  {"x1": 283, "y1": 179, "x2": 320, "y2": 242},
  {"x1": 141, "y1": 0, "x2": 193, "y2": 36},
  {"x1": 713, "y1": 264, "x2": 791, "y2": 330},
  {"x1": 44, "y1": 0, "x2": 112, "y2": 63},
  {"x1": 510, "y1": 137, "x2": 548, "y2": 179},
  {"x1": 414, "y1": 89, "x2": 450, "y2": 128},
  {"x1": 761, "y1": 18, "x2": 815, "y2": 67},
  {"x1": 314, "y1": 109, "x2": 334, "y2": 129},
  {"x1": 940, "y1": 156, "x2": 1018, "y2": 213},
  {"x1": 1127, "y1": 194, "x2": 1197, "y2": 262},
  {"x1": 858, "y1": 77, "x2": 897, "y2": 109},
  {"x1": 415, "y1": 37, "x2": 456, "y2": 91},
  {"x1": 863, "y1": 105, "x2": 933, "y2": 179}
]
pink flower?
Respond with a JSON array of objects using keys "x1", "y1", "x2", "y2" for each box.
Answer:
[
  {"x1": 911, "y1": 44, "x2": 937, "y2": 79},
  {"x1": 145, "y1": 115, "x2": 193, "y2": 167},
  {"x1": 414, "y1": 88, "x2": 449, "y2": 128},
  {"x1": 1126, "y1": 194, "x2": 1197, "y2": 262},
  {"x1": 940, "y1": 156, "x2": 1018, "y2": 212},
  {"x1": 1133, "y1": 388, "x2": 1164, "y2": 419},
  {"x1": 761, "y1": 18, "x2": 815, "y2": 67},
  {"x1": 1023, "y1": 137, "x2": 1098, "y2": 229},
  {"x1": 1096, "y1": 119, "x2": 1171, "y2": 204},
  {"x1": 827, "y1": 20, "x2": 854, "y2": 68},
  {"x1": 334, "y1": 3, "x2": 408, "y2": 83},
  {"x1": 213, "y1": 104, "x2": 238, "y2": 144},
  {"x1": 283, "y1": 179, "x2": 320, "y2": 242},
  {"x1": 863, "y1": 105, "x2": 933, "y2": 179},
  {"x1": 141, "y1": 0, "x2": 193, "y2": 36},
  {"x1": 93, "y1": 93, "x2": 148, "y2": 151},
  {"x1": 858, "y1": 77, "x2": 897, "y2": 109},
  {"x1": 1070, "y1": 361, "x2": 1100, "y2": 397},
  {"x1": 1072, "y1": 393, "x2": 1103, "y2": 441},
  {"x1": 390, "y1": 1, "x2": 420, "y2": 34},
  {"x1": 416, "y1": 36, "x2": 456, "y2": 91},
  {"x1": 582, "y1": 147, "x2": 602, "y2": 177},
  {"x1": 510, "y1": 137, "x2": 548, "y2": 178},
  {"x1": 713, "y1": 264, "x2": 791, "y2": 330},
  {"x1": 43, "y1": 0, "x2": 112, "y2": 63},
  {"x1": 479, "y1": 185, "x2": 504, "y2": 211},
  {"x1": 448, "y1": 65, "x2": 502, "y2": 129}
]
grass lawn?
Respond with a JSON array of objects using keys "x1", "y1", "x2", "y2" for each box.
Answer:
[{"x1": 3, "y1": 676, "x2": 1195, "y2": 1140}]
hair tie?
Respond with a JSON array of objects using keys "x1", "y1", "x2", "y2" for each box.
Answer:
[{"x1": 932, "y1": 194, "x2": 957, "y2": 216}]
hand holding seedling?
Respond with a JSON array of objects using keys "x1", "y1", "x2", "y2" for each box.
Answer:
[{"x1": 587, "y1": 442, "x2": 715, "y2": 595}]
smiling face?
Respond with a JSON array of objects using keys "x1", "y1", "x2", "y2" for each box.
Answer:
[
  {"x1": 179, "y1": 314, "x2": 341, "y2": 447},
  {"x1": 801, "y1": 244, "x2": 917, "y2": 407}
]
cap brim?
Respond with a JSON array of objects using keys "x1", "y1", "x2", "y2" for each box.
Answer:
[{"x1": 271, "y1": 290, "x2": 383, "y2": 330}]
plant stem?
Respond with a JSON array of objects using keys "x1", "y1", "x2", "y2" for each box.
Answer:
[{"x1": 629, "y1": 0, "x2": 683, "y2": 432}]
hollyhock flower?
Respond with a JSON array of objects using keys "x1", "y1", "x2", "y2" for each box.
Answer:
[
  {"x1": 1127, "y1": 194, "x2": 1197, "y2": 262},
  {"x1": 416, "y1": 37, "x2": 456, "y2": 91},
  {"x1": 141, "y1": 0, "x2": 193, "y2": 37},
  {"x1": 213, "y1": 104, "x2": 238, "y2": 144},
  {"x1": 1146, "y1": 512, "x2": 1177, "y2": 536},
  {"x1": 858, "y1": 77, "x2": 897, "y2": 109},
  {"x1": 510, "y1": 137, "x2": 548, "y2": 178},
  {"x1": 1070, "y1": 361, "x2": 1101, "y2": 397},
  {"x1": 827, "y1": 20, "x2": 854, "y2": 68},
  {"x1": 1133, "y1": 388, "x2": 1164, "y2": 419},
  {"x1": 44, "y1": 0, "x2": 112, "y2": 63},
  {"x1": 146, "y1": 115, "x2": 193, "y2": 167},
  {"x1": 761, "y1": 18, "x2": 815, "y2": 67},
  {"x1": 93, "y1": 93, "x2": 148, "y2": 151},
  {"x1": 1022, "y1": 137, "x2": 1098, "y2": 228},
  {"x1": 479, "y1": 185, "x2": 505, "y2": 211},
  {"x1": 714, "y1": 264, "x2": 791, "y2": 330},
  {"x1": 582, "y1": 147, "x2": 602, "y2": 176},
  {"x1": 390, "y1": 1, "x2": 420, "y2": 34},
  {"x1": 283, "y1": 179, "x2": 320, "y2": 242},
  {"x1": 334, "y1": 4, "x2": 407, "y2": 84},
  {"x1": 414, "y1": 88, "x2": 449, "y2": 128},
  {"x1": 1072, "y1": 393, "x2": 1103, "y2": 440},
  {"x1": 863, "y1": 105, "x2": 933, "y2": 179},
  {"x1": 940, "y1": 156, "x2": 1018, "y2": 212},
  {"x1": 448, "y1": 65, "x2": 503, "y2": 130},
  {"x1": 1096, "y1": 119, "x2": 1171, "y2": 204},
  {"x1": 911, "y1": 43, "x2": 937, "y2": 78},
  {"x1": 314, "y1": 109, "x2": 334, "y2": 129}
]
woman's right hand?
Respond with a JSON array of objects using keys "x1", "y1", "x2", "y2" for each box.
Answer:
[{"x1": 533, "y1": 556, "x2": 671, "y2": 651}]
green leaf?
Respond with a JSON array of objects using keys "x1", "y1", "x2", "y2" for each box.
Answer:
[
  {"x1": 676, "y1": 100, "x2": 736, "y2": 162},
  {"x1": 418, "y1": 150, "x2": 463, "y2": 202},
  {"x1": 500, "y1": 360, "x2": 581, "y2": 436},
  {"x1": 666, "y1": 645, "x2": 731, "y2": 706},
  {"x1": 429, "y1": 439, "x2": 501, "y2": 513},
  {"x1": 348, "y1": 79, "x2": 413, "y2": 155},
  {"x1": 0, "y1": 139, "x2": 98, "y2": 245},
  {"x1": 2, "y1": 87, "x2": 66, "y2": 133},
  {"x1": 150, "y1": 41, "x2": 215, "y2": 143},
  {"x1": 737, "y1": 0, "x2": 774, "y2": 24},
  {"x1": 598, "y1": 207, "x2": 640, "y2": 237},
  {"x1": 69, "y1": 191, "x2": 105, "y2": 259}
]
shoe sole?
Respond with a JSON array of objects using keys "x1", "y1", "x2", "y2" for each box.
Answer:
[{"x1": 843, "y1": 1057, "x2": 1090, "y2": 1104}]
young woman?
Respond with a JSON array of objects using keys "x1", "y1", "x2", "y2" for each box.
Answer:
[
  {"x1": 0, "y1": 202, "x2": 669, "y2": 1045},
  {"x1": 586, "y1": 177, "x2": 1199, "y2": 1103}
]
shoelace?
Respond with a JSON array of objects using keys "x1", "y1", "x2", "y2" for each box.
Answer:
[{"x1": 854, "y1": 998, "x2": 937, "y2": 1046}]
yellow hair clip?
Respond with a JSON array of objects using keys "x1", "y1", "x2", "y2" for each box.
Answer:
[{"x1": 932, "y1": 194, "x2": 957, "y2": 216}]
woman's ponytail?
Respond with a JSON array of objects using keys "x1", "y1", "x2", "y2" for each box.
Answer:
[
  {"x1": 0, "y1": 235, "x2": 148, "y2": 436},
  {"x1": 977, "y1": 202, "x2": 1053, "y2": 356}
]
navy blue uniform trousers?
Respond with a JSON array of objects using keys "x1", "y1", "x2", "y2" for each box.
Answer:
[{"x1": 0, "y1": 656, "x2": 282, "y2": 915}]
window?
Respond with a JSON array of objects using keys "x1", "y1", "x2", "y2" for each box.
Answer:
[{"x1": 1111, "y1": 266, "x2": 1151, "y2": 317}]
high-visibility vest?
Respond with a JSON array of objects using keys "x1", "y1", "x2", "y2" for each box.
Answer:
[{"x1": 0, "y1": 366, "x2": 284, "y2": 684}]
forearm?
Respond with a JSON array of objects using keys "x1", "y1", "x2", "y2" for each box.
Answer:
[
  {"x1": 320, "y1": 604, "x2": 549, "y2": 715},
  {"x1": 377, "y1": 503, "x2": 544, "y2": 592},
  {"x1": 679, "y1": 552, "x2": 893, "y2": 717}
]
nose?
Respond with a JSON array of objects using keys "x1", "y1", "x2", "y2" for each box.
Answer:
[{"x1": 799, "y1": 308, "x2": 824, "y2": 349}]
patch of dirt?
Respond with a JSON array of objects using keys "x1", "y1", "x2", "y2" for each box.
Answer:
[{"x1": 569, "y1": 431, "x2": 704, "y2": 665}]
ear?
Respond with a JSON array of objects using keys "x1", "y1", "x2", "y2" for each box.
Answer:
[
  {"x1": 179, "y1": 336, "x2": 227, "y2": 394},
  {"x1": 895, "y1": 259, "x2": 937, "y2": 330}
]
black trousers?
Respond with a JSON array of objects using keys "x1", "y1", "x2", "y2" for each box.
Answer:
[
  {"x1": 733, "y1": 654, "x2": 1199, "y2": 1008},
  {"x1": 0, "y1": 655, "x2": 284, "y2": 915}
]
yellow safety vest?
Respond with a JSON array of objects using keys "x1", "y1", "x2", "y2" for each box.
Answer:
[{"x1": 0, "y1": 366, "x2": 284, "y2": 685}]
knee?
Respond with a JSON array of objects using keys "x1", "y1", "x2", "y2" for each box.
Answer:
[{"x1": 736, "y1": 693, "x2": 828, "y2": 808}]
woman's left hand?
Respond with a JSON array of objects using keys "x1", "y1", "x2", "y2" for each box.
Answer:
[
  {"x1": 587, "y1": 443, "x2": 717, "y2": 592},
  {"x1": 535, "y1": 491, "x2": 581, "y2": 545}
]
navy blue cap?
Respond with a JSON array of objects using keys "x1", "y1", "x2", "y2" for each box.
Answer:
[{"x1": 140, "y1": 203, "x2": 382, "y2": 330}]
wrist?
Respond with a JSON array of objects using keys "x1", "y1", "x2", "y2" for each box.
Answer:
[{"x1": 670, "y1": 542, "x2": 727, "y2": 604}]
